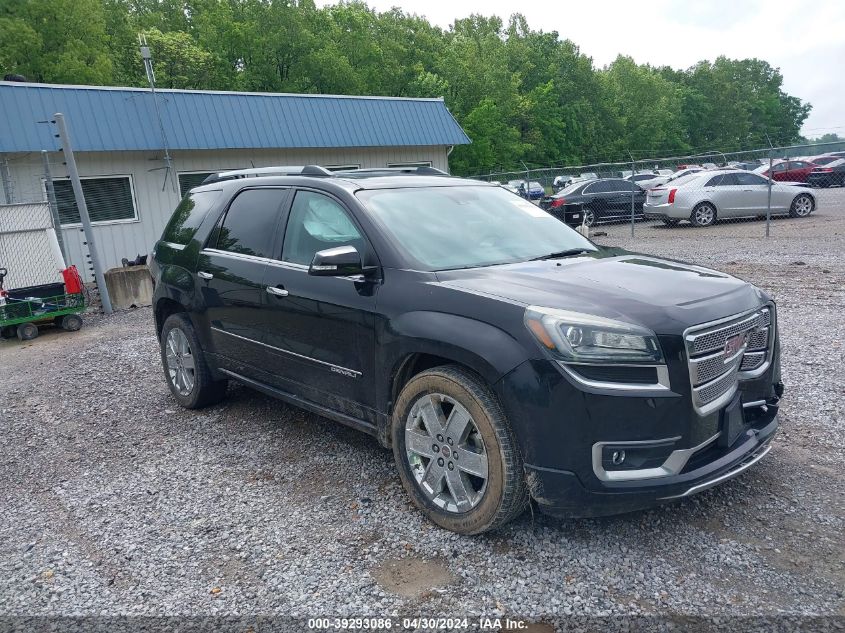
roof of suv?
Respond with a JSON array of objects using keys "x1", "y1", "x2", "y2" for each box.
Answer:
[{"x1": 192, "y1": 165, "x2": 490, "y2": 194}]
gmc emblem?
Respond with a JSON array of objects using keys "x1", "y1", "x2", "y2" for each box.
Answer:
[{"x1": 724, "y1": 333, "x2": 748, "y2": 359}]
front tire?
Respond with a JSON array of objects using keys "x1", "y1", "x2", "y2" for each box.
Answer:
[
  {"x1": 17, "y1": 322, "x2": 38, "y2": 340},
  {"x1": 789, "y1": 193, "x2": 814, "y2": 218},
  {"x1": 160, "y1": 313, "x2": 227, "y2": 409},
  {"x1": 392, "y1": 365, "x2": 528, "y2": 535},
  {"x1": 690, "y1": 202, "x2": 717, "y2": 227}
]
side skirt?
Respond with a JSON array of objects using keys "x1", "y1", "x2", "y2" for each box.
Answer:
[{"x1": 218, "y1": 368, "x2": 380, "y2": 440}]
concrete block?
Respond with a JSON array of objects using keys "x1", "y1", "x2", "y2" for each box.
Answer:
[{"x1": 104, "y1": 265, "x2": 153, "y2": 310}]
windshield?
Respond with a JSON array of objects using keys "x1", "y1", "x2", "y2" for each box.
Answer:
[{"x1": 356, "y1": 185, "x2": 596, "y2": 271}]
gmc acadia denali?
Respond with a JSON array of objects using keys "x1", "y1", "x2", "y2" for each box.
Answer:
[{"x1": 150, "y1": 166, "x2": 783, "y2": 535}]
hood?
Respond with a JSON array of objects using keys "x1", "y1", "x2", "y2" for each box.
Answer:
[{"x1": 435, "y1": 249, "x2": 766, "y2": 335}]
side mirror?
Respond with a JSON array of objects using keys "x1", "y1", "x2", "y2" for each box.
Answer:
[{"x1": 309, "y1": 245, "x2": 364, "y2": 277}]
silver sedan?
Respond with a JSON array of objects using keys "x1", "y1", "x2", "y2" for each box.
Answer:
[{"x1": 643, "y1": 169, "x2": 816, "y2": 227}]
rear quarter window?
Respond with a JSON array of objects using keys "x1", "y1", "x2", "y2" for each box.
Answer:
[{"x1": 162, "y1": 190, "x2": 222, "y2": 245}]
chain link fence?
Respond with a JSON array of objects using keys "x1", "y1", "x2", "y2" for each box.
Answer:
[
  {"x1": 472, "y1": 141, "x2": 845, "y2": 243},
  {"x1": 0, "y1": 153, "x2": 70, "y2": 293}
]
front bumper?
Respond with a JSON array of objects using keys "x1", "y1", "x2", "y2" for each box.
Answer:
[
  {"x1": 523, "y1": 411, "x2": 777, "y2": 518},
  {"x1": 496, "y1": 327, "x2": 783, "y2": 518}
]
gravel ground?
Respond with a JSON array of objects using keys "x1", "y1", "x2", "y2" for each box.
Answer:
[{"x1": 0, "y1": 206, "x2": 843, "y2": 627}]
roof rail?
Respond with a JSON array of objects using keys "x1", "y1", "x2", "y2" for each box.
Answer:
[
  {"x1": 333, "y1": 166, "x2": 448, "y2": 177},
  {"x1": 202, "y1": 164, "x2": 331, "y2": 185}
]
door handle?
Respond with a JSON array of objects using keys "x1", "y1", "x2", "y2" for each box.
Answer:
[
  {"x1": 266, "y1": 285, "x2": 289, "y2": 297},
  {"x1": 197, "y1": 271, "x2": 213, "y2": 280}
]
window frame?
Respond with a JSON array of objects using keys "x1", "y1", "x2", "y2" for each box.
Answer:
[
  {"x1": 177, "y1": 170, "x2": 230, "y2": 197},
  {"x1": 50, "y1": 174, "x2": 140, "y2": 227},
  {"x1": 583, "y1": 180, "x2": 614, "y2": 194}
]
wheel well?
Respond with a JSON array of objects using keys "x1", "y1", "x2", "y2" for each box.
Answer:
[
  {"x1": 391, "y1": 353, "x2": 477, "y2": 412},
  {"x1": 155, "y1": 298, "x2": 186, "y2": 337},
  {"x1": 794, "y1": 192, "x2": 815, "y2": 208}
]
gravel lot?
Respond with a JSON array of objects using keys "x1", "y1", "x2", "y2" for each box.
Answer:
[{"x1": 1, "y1": 202, "x2": 843, "y2": 626}]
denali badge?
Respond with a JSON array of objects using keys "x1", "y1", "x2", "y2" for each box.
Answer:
[
  {"x1": 724, "y1": 333, "x2": 748, "y2": 359},
  {"x1": 331, "y1": 365, "x2": 358, "y2": 378}
]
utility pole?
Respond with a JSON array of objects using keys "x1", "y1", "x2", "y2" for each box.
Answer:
[
  {"x1": 140, "y1": 34, "x2": 177, "y2": 193},
  {"x1": 53, "y1": 113, "x2": 113, "y2": 314},
  {"x1": 765, "y1": 133, "x2": 774, "y2": 238}
]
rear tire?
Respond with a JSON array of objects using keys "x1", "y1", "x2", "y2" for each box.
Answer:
[
  {"x1": 690, "y1": 202, "x2": 717, "y2": 227},
  {"x1": 160, "y1": 313, "x2": 228, "y2": 409},
  {"x1": 17, "y1": 322, "x2": 38, "y2": 341},
  {"x1": 583, "y1": 208, "x2": 597, "y2": 227},
  {"x1": 59, "y1": 314, "x2": 83, "y2": 331},
  {"x1": 392, "y1": 365, "x2": 528, "y2": 535},
  {"x1": 789, "y1": 194, "x2": 814, "y2": 218}
]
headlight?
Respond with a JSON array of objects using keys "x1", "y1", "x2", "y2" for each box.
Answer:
[{"x1": 524, "y1": 306, "x2": 664, "y2": 364}]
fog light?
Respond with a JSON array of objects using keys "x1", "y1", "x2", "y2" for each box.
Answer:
[{"x1": 611, "y1": 450, "x2": 626, "y2": 465}]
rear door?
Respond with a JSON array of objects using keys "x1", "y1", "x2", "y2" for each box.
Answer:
[
  {"x1": 197, "y1": 187, "x2": 290, "y2": 376},
  {"x1": 258, "y1": 188, "x2": 380, "y2": 418}
]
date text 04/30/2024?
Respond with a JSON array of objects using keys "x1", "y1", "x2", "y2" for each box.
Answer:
[{"x1": 307, "y1": 617, "x2": 529, "y2": 629}]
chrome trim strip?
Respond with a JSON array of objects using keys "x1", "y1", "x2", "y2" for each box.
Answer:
[
  {"x1": 558, "y1": 362, "x2": 671, "y2": 393},
  {"x1": 202, "y1": 248, "x2": 306, "y2": 271},
  {"x1": 591, "y1": 432, "x2": 720, "y2": 482},
  {"x1": 210, "y1": 327, "x2": 361, "y2": 378},
  {"x1": 659, "y1": 444, "x2": 772, "y2": 499},
  {"x1": 160, "y1": 240, "x2": 186, "y2": 251}
]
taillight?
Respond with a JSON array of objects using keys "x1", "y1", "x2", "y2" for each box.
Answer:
[
  {"x1": 668, "y1": 189, "x2": 677, "y2": 204},
  {"x1": 549, "y1": 198, "x2": 566, "y2": 208},
  {"x1": 816, "y1": 167, "x2": 833, "y2": 173}
]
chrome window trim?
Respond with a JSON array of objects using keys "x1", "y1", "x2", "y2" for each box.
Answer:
[
  {"x1": 202, "y1": 247, "x2": 298, "y2": 269},
  {"x1": 210, "y1": 327, "x2": 361, "y2": 378},
  {"x1": 558, "y1": 362, "x2": 671, "y2": 393},
  {"x1": 160, "y1": 241, "x2": 186, "y2": 251},
  {"x1": 592, "y1": 432, "x2": 720, "y2": 482}
]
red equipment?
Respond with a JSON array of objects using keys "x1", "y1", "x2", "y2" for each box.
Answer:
[{"x1": 62, "y1": 265, "x2": 84, "y2": 295}]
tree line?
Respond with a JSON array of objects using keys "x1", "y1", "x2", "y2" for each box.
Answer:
[{"x1": 0, "y1": 0, "x2": 813, "y2": 175}]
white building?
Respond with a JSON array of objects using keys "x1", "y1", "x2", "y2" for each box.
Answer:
[{"x1": 0, "y1": 82, "x2": 470, "y2": 280}]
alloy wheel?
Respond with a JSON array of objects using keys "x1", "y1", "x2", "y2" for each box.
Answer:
[
  {"x1": 165, "y1": 328, "x2": 196, "y2": 396},
  {"x1": 693, "y1": 204, "x2": 716, "y2": 226},
  {"x1": 583, "y1": 208, "x2": 596, "y2": 227},
  {"x1": 404, "y1": 393, "x2": 489, "y2": 513},
  {"x1": 792, "y1": 195, "x2": 813, "y2": 217}
]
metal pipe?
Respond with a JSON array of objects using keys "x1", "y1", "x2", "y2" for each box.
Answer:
[
  {"x1": 53, "y1": 113, "x2": 113, "y2": 314},
  {"x1": 41, "y1": 150, "x2": 67, "y2": 262}
]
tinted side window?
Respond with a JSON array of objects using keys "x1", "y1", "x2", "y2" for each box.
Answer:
[
  {"x1": 705, "y1": 174, "x2": 738, "y2": 186},
  {"x1": 212, "y1": 189, "x2": 285, "y2": 258},
  {"x1": 736, "y1": 173, "x2": 769, "y2": 186},
  {"x1": 614, "y1": 180, "x2": 638, "y2": 191},
  {"x1": 771, "y1": 163, "x2": 788, "y2": 172},
  {"x1": 163, "y1": 190, "x2": 221, "y2": 245},
  {"x1": 282, "y1": 191, "x2": 363, "y2": 266},
  {"x1": 585, "y1": 181, "x2": 613, "y2": 194}
]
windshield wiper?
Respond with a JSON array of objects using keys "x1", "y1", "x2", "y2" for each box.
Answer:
[{"x1": 529, "y1": 248, "x2": 593, "y2": 261}]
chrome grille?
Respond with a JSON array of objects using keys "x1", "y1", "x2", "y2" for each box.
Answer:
[
  {"x1": 740, "y1": 351, "x2": 766, "y2": 371},
  {"x1": 685, "y1": 306, "x2": 773, "y2": 415}
]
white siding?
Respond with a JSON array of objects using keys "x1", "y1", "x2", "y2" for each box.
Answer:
[{"x1": 2, "y1": 145, "x2": 449, "y2": 281}]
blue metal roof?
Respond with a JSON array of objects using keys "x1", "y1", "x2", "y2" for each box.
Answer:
[{"x1": 0, "y1": 82, "x2": 470, "y2": 152}]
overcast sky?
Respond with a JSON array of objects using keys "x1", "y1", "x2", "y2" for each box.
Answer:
[{"x1": 319, "y1": 0, "x2": 844, "y2": 137}]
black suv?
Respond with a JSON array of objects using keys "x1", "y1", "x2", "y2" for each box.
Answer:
[{"x1": 150, "y1": 166, "x2": 783, "y2": 535}]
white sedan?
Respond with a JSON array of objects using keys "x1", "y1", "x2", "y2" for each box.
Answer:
[{"x1": 642, "y1": 169, "x2": 816, "y2": 227}]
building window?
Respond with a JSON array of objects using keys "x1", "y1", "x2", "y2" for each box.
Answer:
[
  {"x1": 387, "y1": 161, "x2": 432, "y2": 168},
  {"x1": 178, "y1": 172, "x2": 215, "y2": 197},
  {"x1": 324, "y1": 165, "x2": 360, "y2": 172},
  {"x1": 53, "y1": 176, "x2": 137, "y2": 226}
]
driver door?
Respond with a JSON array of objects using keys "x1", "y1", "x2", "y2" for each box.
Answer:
[{"x1": 258, "y1": 189, "x2": 380, "y2": 417}]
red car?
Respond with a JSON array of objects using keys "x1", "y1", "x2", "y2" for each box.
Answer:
[{"x1": 756, "y1": 159, "x2": 819, "y2": 183}]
